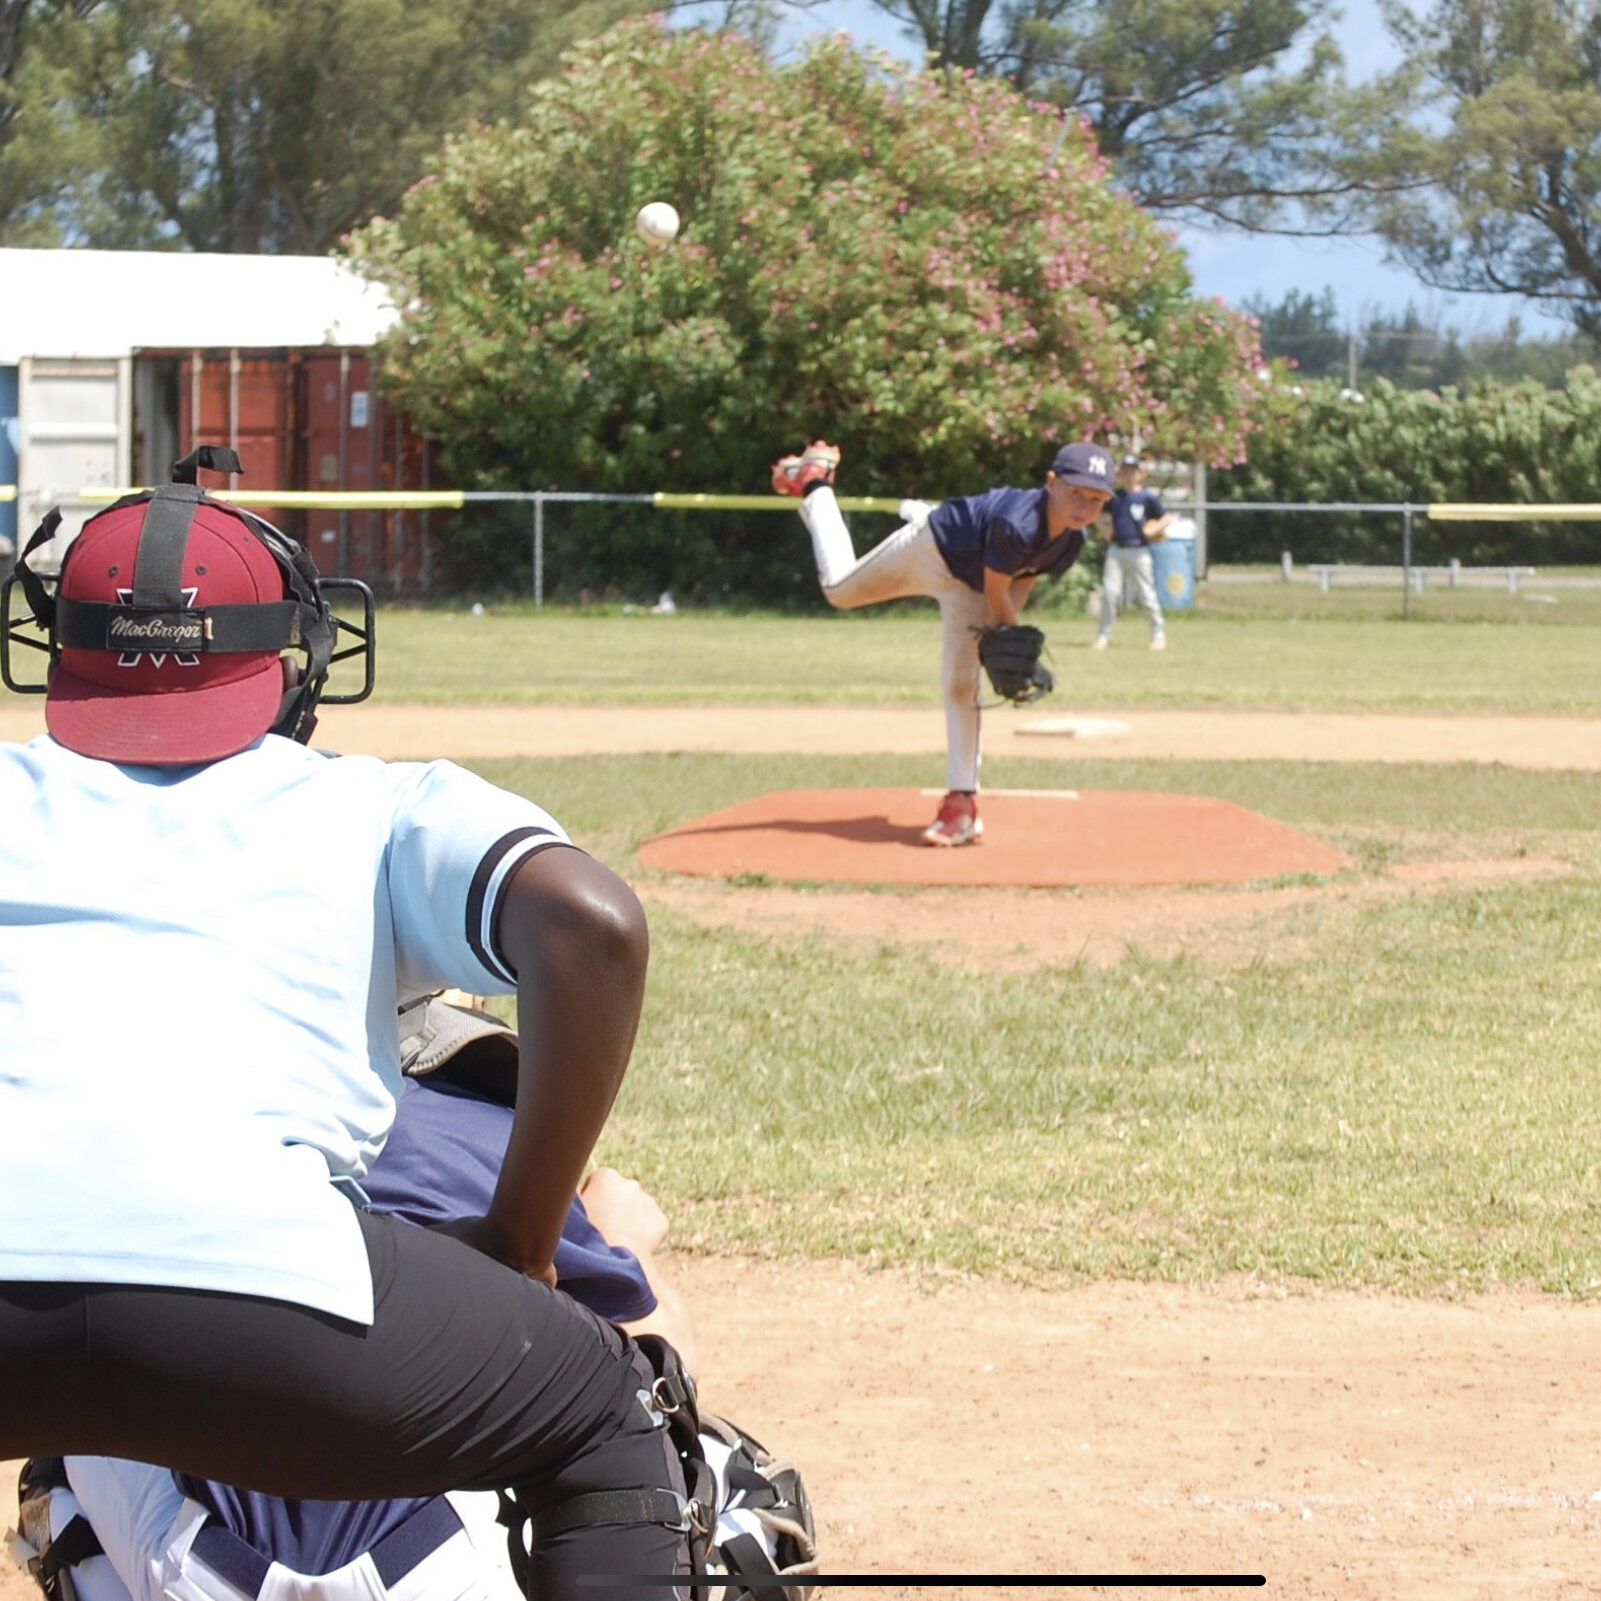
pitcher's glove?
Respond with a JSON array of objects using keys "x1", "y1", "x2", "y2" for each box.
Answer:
[{"x1": 978, "y1": 624, "x2": 1054, "y2": 704}]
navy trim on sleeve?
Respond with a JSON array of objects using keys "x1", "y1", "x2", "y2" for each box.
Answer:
[{"x1": 465, "y1": 826, "x2": 567, "y2": 982}]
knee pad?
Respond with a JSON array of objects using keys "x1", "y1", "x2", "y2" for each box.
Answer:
[
  {"x1": 498, "y1": 1337, "x2": 710, "y2": 1599},
  {"x1": 495, "y1": 1338, "x2": 821, "y2": 1601}
]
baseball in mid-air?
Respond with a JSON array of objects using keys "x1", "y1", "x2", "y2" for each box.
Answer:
[{"x1": 635, "y1": 201, "x2": 680, "y2": 246}]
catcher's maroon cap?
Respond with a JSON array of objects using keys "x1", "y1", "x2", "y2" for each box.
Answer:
[{"x1": 46, "y1": 499, "x2": 289, "y2": 766}]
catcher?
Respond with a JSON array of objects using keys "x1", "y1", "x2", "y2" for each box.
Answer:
[
  {"x1": 0, "y1": 451, "x2": 700, "y2": 1596},
  {"x1": 772, "y1": 438, "x2": 1113, "y2": 846},
  {"x1": 14, "y1": 995, "x2": 818, "y2": 1601}
]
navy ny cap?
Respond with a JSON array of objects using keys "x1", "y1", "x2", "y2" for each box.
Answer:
[{"x1": 1049, "y1": 442, "x2": 1116, "y2": 493}]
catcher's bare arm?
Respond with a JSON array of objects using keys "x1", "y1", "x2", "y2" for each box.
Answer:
[{"x1": 471, "y1": 847, "x2": 649, "y2": 1281}]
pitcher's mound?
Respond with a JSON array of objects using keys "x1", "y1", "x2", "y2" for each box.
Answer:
[{"x1": 637, "y1": 788, "x2": 1348, "y2": 888}]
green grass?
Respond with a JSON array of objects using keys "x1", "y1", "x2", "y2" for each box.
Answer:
[
  {"x1": 1202, "y1": 576, "x2": 1601, "y2": 627},
  {"x1": 463, "y1": 750, "x2": 1601, "y2": 1296},
  {"x1": 11, "y1": 603, "x2": 1597, "y2": 1294},
  {"x1": 607, "y1": 877, "x2": 1601, "y2": 1292},
  {"x1": 341, "y1": 604, "x2": 1601, "y2": 714},
  {"x1": 7, "y1": 591, "x2": 1597, "y2": 713}
]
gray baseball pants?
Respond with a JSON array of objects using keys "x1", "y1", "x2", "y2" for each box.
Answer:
[
  {"x1": 799, "y1": 487, "x2": 987, "y2": 792},
  {"x1": 1098, "y1": 545, "x2": 1165, "y2": 641}
]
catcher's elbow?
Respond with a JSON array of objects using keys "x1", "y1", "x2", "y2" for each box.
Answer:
[{"x1": 498, "y1": 848, "x2": 650, "y2": 985}]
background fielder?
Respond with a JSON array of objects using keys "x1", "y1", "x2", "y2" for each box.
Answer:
[
  {"x1": 771, "y1": 439, "x2": 1115, "y2": 847},
  {"x1": 1094, "y1": 454, "x2": 1173, "y2": 651}
]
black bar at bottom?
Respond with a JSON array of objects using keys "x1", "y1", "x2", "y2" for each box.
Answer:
[{"x1": 579, "y1": 1576, "x2": 1267, "y2": 1589}]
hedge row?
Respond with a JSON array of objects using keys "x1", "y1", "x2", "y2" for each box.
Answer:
[{"x1": 1209, "y1": 370, "x2": 1601, "y2": 565}]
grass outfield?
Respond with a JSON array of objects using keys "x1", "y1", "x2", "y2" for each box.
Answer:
[
  {"x1": 359, "y1": 604, "x2": 1601, "y2": 713},
  {"x1": 10, "y1": 603, "x2": 1595, "y2": 1293},
  {"x1": 466, "y1": 750, "x2": 1601, "y2": 1295}
]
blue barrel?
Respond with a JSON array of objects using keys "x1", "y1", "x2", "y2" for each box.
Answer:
[{"x1": 1152, "y1": 519, "x2": 1196, "y2": 610}]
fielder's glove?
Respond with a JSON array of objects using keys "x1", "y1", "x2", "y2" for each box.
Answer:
[{"x1": 978, "y1": 624, "x2": 1054, "y2": 704}]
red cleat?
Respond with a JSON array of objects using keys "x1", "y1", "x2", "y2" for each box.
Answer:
[
  {"x1": 921, "y1": 790, "x2": 982, "y2": 847},
  {"x1": 770, "y1": 440, "x2": 842, "y2": 497}
]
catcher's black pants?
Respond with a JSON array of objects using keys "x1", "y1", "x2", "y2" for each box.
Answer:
[{"x1": 0, "y1": 1208, "x2": 690, "y2": 1599}]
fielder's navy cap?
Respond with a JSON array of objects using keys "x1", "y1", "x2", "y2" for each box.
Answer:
[
  {"x1": 1120, "y1": 453, "x2": 1143, "y2": 468},
  {"x1": 1049, "y1": 442, "x2": 1116, "y2": 493}
]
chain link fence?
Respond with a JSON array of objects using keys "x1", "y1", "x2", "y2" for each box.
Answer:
[{"x1": 8, "y1": 482, "x2": 1599, "y2": 617}]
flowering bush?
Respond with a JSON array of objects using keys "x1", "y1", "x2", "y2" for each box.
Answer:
[{"x1": 346, "y1": 19, "x2": 1264, "y2": 593}]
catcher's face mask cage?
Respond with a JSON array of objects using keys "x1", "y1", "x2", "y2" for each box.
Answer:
[{"x1": 1, "y1": 445, "x2": 375, "y2": 752}]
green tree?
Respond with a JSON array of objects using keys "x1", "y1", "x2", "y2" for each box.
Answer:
[
  {"x1": 1360, "y1": 302, "x2": 1465, "y2": 386},
  {"x1": 1457, "y1": 316, "x2": 1598, "y2": 383},
  {"x1": 858, "y1": 0, "x2": 1418, "y2": 229},
  {"x1": 1372, "y1": 0, "x2": 1601, "y2": 338},
  {"x1": 344, "y1": 18, "x2": 1265, "y2": 597},
  {"x1": 1243, "y1": 286, "x2": 1598, "y2": 390},
  {"x1": 1245, "y1": 286, "x2": 1348, "y2": 379},
  {"x1": 0, "y1": 0, "x2": 99, "y2": 243},
  {"x1": 0, "y1": 0, "x2": 656, "y2": 249}
]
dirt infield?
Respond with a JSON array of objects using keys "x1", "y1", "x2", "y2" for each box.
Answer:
[
  {"x1": 8, "y1": 1262, "x2": 1601, "y2": 1597},
  {"x1": 642, "y1": 852, "x2": 1574, "y2": 972},
  {"x1": 5, "y1": 703, "x2": 1600, "y2": 1597}
]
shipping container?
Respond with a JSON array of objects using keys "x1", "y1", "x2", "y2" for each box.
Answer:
[
  {"x1": 14, "y1": 355, "x2": 131, "y2": 570},
  {"x1": 137, "y1": 345, "x2": 446, "y2": 597},
  {"x1": 1, "y1": 246, "x2": 413, "y2": 579}
]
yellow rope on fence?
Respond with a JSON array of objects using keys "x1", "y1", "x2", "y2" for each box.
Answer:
[
  {"x1": 5, "y1": 488, "x2": 1601, "y2": 520},
  {"x1": 1428, "y1": 503, "x2": 1601, "y2": 521},
  {"x1": 76, "y1": 488, "x2": 469, "y2": 510},
  {"x1": 22, "y1": 488, "x2": 898, "y2": 513},
  {"x1": 652, "y1": 492, "x2": 906, "y2": 513}
]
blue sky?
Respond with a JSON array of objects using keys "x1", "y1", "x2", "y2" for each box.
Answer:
[{"x1": 685, "y1": 0, "x2": 1569, "y2": 339}]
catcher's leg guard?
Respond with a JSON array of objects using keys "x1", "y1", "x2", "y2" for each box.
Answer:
[
  {"x1": 12, "y1": 1460, "x2": 104, "y2": 1601},
  {"x1": 697, "y1": 1412, "x2": 821, "y2": 1600},
  {"x1": 497, "y1": 1337, "x2": 714, "y2": 1601}
]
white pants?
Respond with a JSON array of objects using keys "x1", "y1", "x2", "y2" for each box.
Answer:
[
  {"x1": 799, "y1": 488, "x2": 987, "y2": 793},
  {"x1": 57, "y1": 1446, "x2": 774, "y2": 1601},
  {"x1": 60, "y1": 1460, "x2": 519, "y2": 1601},
  {"x1": 1099, "y1": 545, "x2": 1164, "y2": 640}
]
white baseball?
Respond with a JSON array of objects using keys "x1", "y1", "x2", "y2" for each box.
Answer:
[{"x1": 635, "y1": 201, "x2": 680, "y2": 246}]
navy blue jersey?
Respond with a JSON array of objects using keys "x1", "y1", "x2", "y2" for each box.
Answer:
[
  {"x1": 364, "y1": 1078, "x2": 655, "y2": 1325},
  {"x1": 928, "y1": 487, "x2": 1086, "y2": 591},
  {"x1": 1108, "y1": 487, "x2": 1167, "y2": 548},
  {"x1": 181, "y1": 1077, "x2": 656, "y2": 1575}
]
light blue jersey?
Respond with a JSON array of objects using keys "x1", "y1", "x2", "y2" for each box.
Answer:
[{"x1": 0, "y1": 734, "x2": 569, "y2": 1324}]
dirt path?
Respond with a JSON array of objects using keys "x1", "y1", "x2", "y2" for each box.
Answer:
[
  {"x1": 639, "y1": 853, "x2": 1576, "y2": 971},
  {"x1": 664, "y1": 1258, "x2": 1601, "y2": 1598},
  {"x1": 1, "y1": 703, "x2": 1597, "y2": 768}
]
